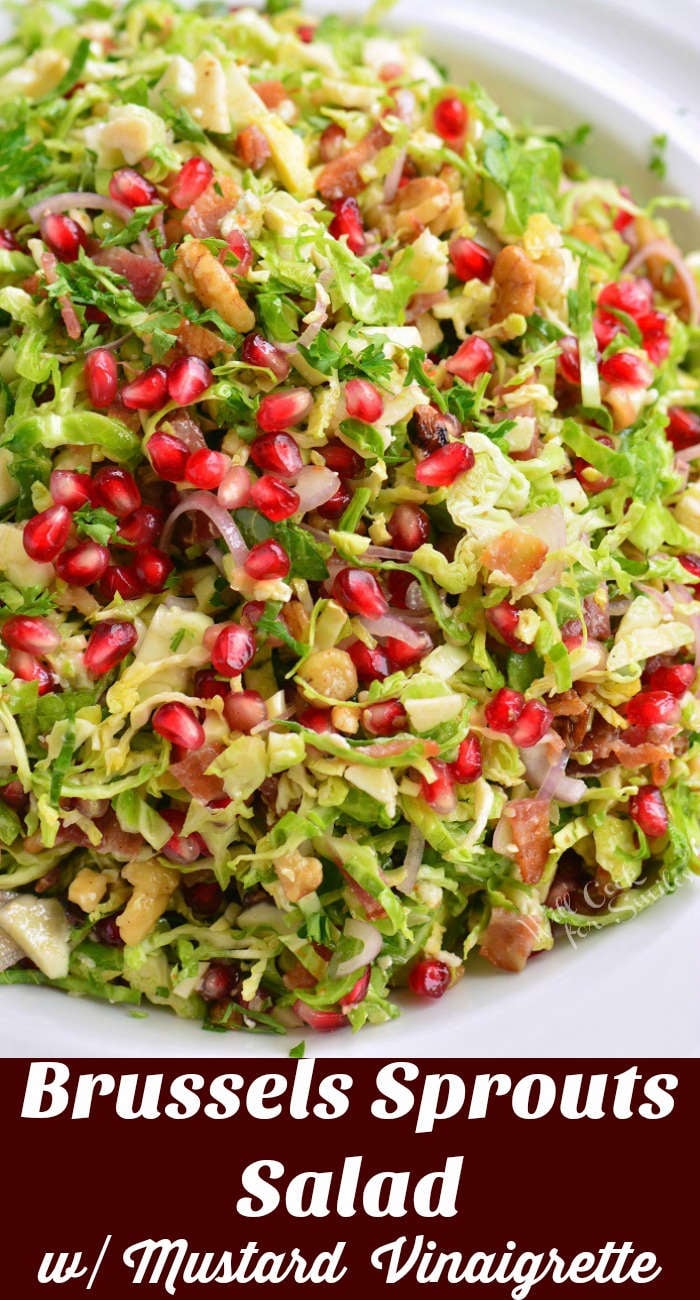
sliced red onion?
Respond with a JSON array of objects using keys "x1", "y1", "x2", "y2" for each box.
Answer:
[
  {"x1": 405, "y1": 581, "x2": 429, "y2": 612},
  {"x1": 162, "y1": 490, "x2": 248, "y2": 565},
  {"x1": 359, "y1": 614, "x2": 427, "y2": 647},
  {"x1": 29, "y1": 190, "x2": 158, "y2": 260},
  {"x1": 336, "y1": 917, "x2": 383, "y2": 977},
  {"x1": 166, "y1": 412, "x2": 207, "y2": 451},
  {"x1": 625, "y1": 238, "x2": 699, "y2": 325},
  {"x1": 637, "y1": 583, "x2": 674, "y2": 613},
  {"x1": 293, "y1": 464, "x2": 340, "y2": 513},
  {"x1": 675, "y1": 442, "x2": 700, "y2": 463},
  {"x1": 40, "y1": 251, "x2": 82, "y2": 340},
  {"x1": 383, "y1": 147, "x2": 407, "y2": 203},
  {"x1": 608, "y1": 597, "x2": 632, "y2": 617},
  {"x1": 399, "y1": 824, "x2": 425, "y2": 895},
  {"x1": 363, "y1": 543, "x2": 416, "y2": 563},
  {"x1": 405, "y1": 290, "x2": 449, "y2": 324},
  {"x1": 521, "y1": 737, "x2": 587, "y2": 805},
  {"x1": 391, "y1": 88, "x2": 416, "y2": 124}
]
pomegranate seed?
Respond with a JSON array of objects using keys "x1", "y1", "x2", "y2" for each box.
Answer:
[
  {"x1": 0, "y1": 228, "x2": 20, "y2": 250},
  {"x1": 93, "y1": 914, "x2": 124, "y2": 946},
  {"x1": 0, "y1": 780, "x2": 28, "y2": 812},
  {"x1": 132, "y1": 546, "x2": 173, "y2": 593},
  {"x1": 195, "y1": 669, "x2": 229, "y2": 701},
  {"x1": 317, "y1": 483, "x2": 352, "y2": 519},
  {"x1": 256, "y1": 389, "x2": 313, "y2": 433},
  {"x1": 211, "y1": 623, "x2": 256, "y2": 676},
  {"x1": 679, "y1": 553, "x2": 700, "y2": 578},
  {"x1": 109, "y1": 167, "x2": 158, "y2": 208},
  {"x1": 226, "y1": 228, "x2": 253, "y2": 276},
  {"x1": 385, "y1": 633, "x2": 431, "y2": 669},
  {"x1": 485, "y1": 687, "x2": 525, "y2": 733},
  {"x1": 646, "y1": 663, "x2": 695, "y2": 697},
  {"x1": 666, "y1": 407, "x2": 700, "y2": 451},
  {"x1": 297, "y1": 707, "x2": 333, "y2": 733},
  {"x1": 453, "y1": 733, "x2": 482, "y2": 784},
  {"x1": 147, "y1": 431, "x2": 189, "y2": 481},
  {"x1": 345, "y1": 378, "x2": 383, "y2": 423},
  {"x1": 332, "y1": 567, "x2": 388, "y2": 618},
  {"x1": 322, "y1": 439, "x2": 363, "y2": 478},
  {"x1": 599, "y1": 351, "x2": 651, "y2": 387},
  {"x1": 200, "y1": 961, "x2": 240, "y2": 1003},
  {"x1": 1, "y1": 616, "x2": 60, "y2": 655},
  {"x1": 218, "y1": 464, "x2": 252, "y2": 509},
  {"x1": 573, "y1": 435, "x2": 615, "y2": 496},
  {"x1": 241, "y1": 333, "x2": 290, "y2": 381},
  {"x1": 340, "y1": 967, "x2": 370, "y2": 1009},
  {"x1": 250, "y1": 475, "x2": 299, "y2": 521},
  {"x1": 167, "y1": 355, "x2": 211, "y2": 405},
  {"x1": 638, "y1": 311, "x2": 670, "y2": 366},
  {"x1": 85, "y1": 306, "x2": 110, "y2": 327},
  {"x1": 250, "y1": 432, "x2": 302, "y2": 476},
  {"x1": 626, "y1": 689, "x2": 681, "y2": 728},
  {"x1": 297, "y1": 22, "x2": 314, "y2": 42},
  {"x1": 319, "y1": 123, "x2": 346, "y2": 163},
  {"x1": 362, "y1": 699, "x2": 407, "y2": 736},
  {"x1": 486, "y1": 601, "x2": 529, "y2": 653},
  {"x1": 56, "y1": 541, "x2": 110, "y2": 586},
  {"x1": 97, "y1": 563, "x2": 144, "y2": 601},
  {"x1": 244, "y1": 539, "x2": 290, "y2": 580},
  {"x1": 433, "y1": 96, "x2": 468, "y2": 143},
  {"x1": 152, "y1": 701, "x2": 205, "y2": 750},
  {"x1": 185, "y1": 448, "x2": 230, "y2": 489},
  {"x1": 449, "y1": 236, "x2": 494, "y2": 283},
  {"x1": 223, "y1": 689, "x2": 267, "y2": 733},
  {"x1": 236, "y1": 124, "x2": 271, "y2": 172},
  {"x1": 329, "y1": 197, "x2": 366, "y2": 255},
  {"x1": 613, "y1": 187, "x2": 634, "y2": 231},
  {"x1": 598, "y1": 277, "x2": 653, "y2": 322},
  {"x1": 347, "y1": 640, "x2": 389, "y2": 683},
  {"x1": 117, "y1": 504, "x2": 164, "y2": 546},
  {"x1": 510, "y1": 699, "x2": 553, "y2": 748},
  {"x1": 558, "y1": 336, "x2": 581, "y2": 385},
  {"x1": 40, "y1": 213, "x2": 87, "y2": 262},
  {"x1": 446, "y1": 335, "x2": 494, "y2": 383},
  {"x1": 184, "y1": 880, "x2": 223, "y2": 917},
  {"x1": 240, "y1": 601, "x2": 267, "y2": 633},
  {"x1": 23, "y1": 505, "x2": 71, "y2": 562},
  {"x1": 169, "y1": 156, "x2": 214, "y2": 209},
  {"x1": 49, "y1": 469, "x2": 92, "y2": 511},
  {"x1": 8, "y1": 649, "x2": 56, "y2": 694},
  {"x1": 84, "y1": 348, "x2": 118, "y2": 408},
  {"x1": 419, "y1": 760, "x2": 457, "y2": 814},
  {"x1": 629, "y1": 785, "x2": 668, "y2": 838},
  {"x1": 415, "y1": 442, "x2": 474, "y2": 487},
  {"x1": 161, "y1": 809, "x2": 207, "y2": 863},
  {"x1": 91, "y1": 466, "x2": 141, "y2": 518},
  {"x1": 83, "y1": 621, "x2": 138, "y2": 676},
  {"x1": 121, "y1": 365, "x2": 169, "y2": 412},
  {"x1": 385, "y1": 570, "x2": 414, "y2": 608},
  {"x1": 409, "y1": 957, "x2": 451, "y2": 999}
]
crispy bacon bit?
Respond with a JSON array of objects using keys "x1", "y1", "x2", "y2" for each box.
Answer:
[
  {"x1": 170, "y1": 743, "x2": 226, "y2": 804},
  {"x1": 236, "y1": 125, "x2": 272, "y2": 172},
  {"x1": 182, "y1": 176, "x2": 241, "y2": 238},
  {"x1": 316, "y1": 123, "x2": 391, "y2": 201},
  {"x1": 93, "y1": 247, "x2": 164, "y2": 303},
  {"x1": 339, "y1": 866, "x2": 387, "y2": 920},
  {"x1": 480, "y1": 908, "x2": 539, "y2": 973},
  {"x1": 176, "y1": 320, "x2": 233, "y2": 360},
  {"x1": 254, "y1": 80, "x2": 288, "y2": 109},
  {"x1": 481, "y1": 528, "x2": 548, "y2": 585},
  {"x1": 505, "y1": 798, "x2": 553, "y2": 884}
]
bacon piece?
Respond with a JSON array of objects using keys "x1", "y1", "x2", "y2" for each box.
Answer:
[
  {"x1": 182, "y1": 176, "x2": 241, "y2": 239},
  {"x1": 170, "y1": 743, "x2": 226, "y2": 805},
  {"x1": 505, "y1": 798, "x2": 553, "y2": 884},
  {"x1": 316, "y1": 123, "x2": 391, "y2": 201},
  {"x1": 93, "y1": 247, "x2": 164, "y2": 303},
  {"x1": 254, "y1": 80, "x2": 287, "y2": 109},
  {"x1": 176, "y1": 319, "x2": 233, "y2": 360},
  {"x1": 282, "y1": 961, "x2": 318, "y2": 991},
  {"x1": 236, "y1": 125, "x2": 271, "y2": 172},
  {"x1": 480, "y1": 907, "x2": 539, "y2": 972},
  {"x1": 339, "y1": 866, "x2": 387, "y2": 920}
]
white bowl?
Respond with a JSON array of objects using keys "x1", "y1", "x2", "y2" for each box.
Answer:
[{"x1": 1, "y1": 0, "x2": 699, "y2": 1058}]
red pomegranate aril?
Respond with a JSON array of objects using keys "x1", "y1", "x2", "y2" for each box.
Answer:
[
  {"x1": 340, "y1": 967, "x2": 370, "y2": 1009},
  {"x1": 409, "y1": 957, "x2": 451, "y2": 999},
  {"x1": 322, "y1": 439, "x2": 364, "y2": 478},
  {"x1": 185, "y1": 448, "x2": 229, "y2": 489},
  {"x1": 486, "y1": 601, "x2": 529, "y2": 653},
  {"x1": 97, "y1": 563, "x2": 144, "y2": 602},
  {"x1": 319, "y1": 122, "x2": 346, "y2": 163},
  {"x1": 599, "y1": 351, "x2": 651, "y2": 387},
  {"x1": 666, "y1": 406, "x2": 700, "y2": 451},
  {"x1": 362, "y1": 699, "x2": 407, "y2": 736},
  {"x1": 56, "y1": 541, "x2": 110, "y2": 586},
  {"x1": 679, "y1": 553, "x2": 700, "y2": 578},
  {"x1": 83, "y1": 621, "x2": 138, "y2": 676},
  {"x1": 485, "y1": 687, "x2": 525, "y2": 733},
  {"x1": 8, "y1": 649, "x2": 56, "y2": 695},
  {"x1": 244, "y1": 539, "x2": 290, "y2": 581},
  {"x1": 184, "y1": 880, "x2": 223, "y2": 917},
  {"x1": 93, "y1": 914, "x2": 124, "y2": 947},
  {"x1": 385, "y1": 632, "x2": 432, "y2": 670},
  {"x1": 613, "y1": 187, "x2": 634, "y2": 232},
  {"x1": 249, "y1": 431, "x2": 303, "y2": 477},
  {"x1": 240, "y1": 601, "x2": 266, "y2": 632},
  {"x1": 510, "y1": 699, "x2": 553, "y2": 749},
  {"x1": 133, "y1": 546, "x2": 173, "y2": 593},
  {"x1": 0, "y1": 780, "x2": 27, "y2": 812},
  {"x1": 250, "y1": 475, "x2": 299, "y2": 521},
  {"x1": 449, "y1": 236, "x2": 494, "y2": 283},
  {"x1": 40, "y1": 213, "x2": 87, "y2": 262},
  {"x1": 118, "y1": 504, "x2": 164, "y2": 547},
  {"x1": 241, "y1": 333, "x2": 290, "y2": 381},
  {"x1": 446, "y1": 335, "x2": 494, "y2": 384},
  {"x1": 169, "y1": 156, "x2": 214, "y2": 209},
  {"x1": 195, "y1": 669, "x2": 229, "y2": 701},
  {"x1": 626, "y1": 689, "x2": 681, "y2": 728},
  {"x1": 85, "y1": 348, "x2": 118, "y2": 408},
  {"x1": 121, "y1": 365, "x2": 169, "y2": 412},
  {"x1": 329, "y1": 197, "x2": 366, "y2": 255},
  {"x1": 109, "y1": 167, "x2": 158, "y2": 208},
  {"x1": 639, "y1": 309, "x2": 670, "y2": 365},
  {"x1": 385, "y1": 569, "x2": 414, "y2": 609},
  {"x1": 211, "y1": 623, "x2": 256, "y2": 676},
  {"x1": 297, "y1": 22, "x2": 314, "y2": 42},
  {"x1": 218, "y1": 464, "x2": 252, "y2": 509},
  {"x1": 646, "y1": 662, "x2": 695, "y2": 697},
  {"x1": 23, "y1": 505, "x2": 71, "y2": 562},
  {"x1": 200, "y1": 961, "x2": 239, "y2": 1003},
  {"x1": 1, "y1": 616, "x2": 60, "y2": 655},
  {"x1": 167, "y1": 355, "x2": 211, "y2": 405},
  {"x1": 297, "y1": 707, "x2": 333, "y2": 733},
  {"x1": 161, "y1": 809, "x2": 207, "y2": 864},
  {"x1": 558, "y1": 336, "x2": 581, "y2": 385},
  {"x1": 629, "y1": 785, "x2": 669, "y2": 838},
  {"x1": 256, "y1": 389, "x2": 313, "y2": 433},
  {"x1": 148, "y1": 431, "x2": 189, "y2": 482},
  {"x1": 345, "y1": 378, "x2": 383, "y2": 423},
  {"x1": 332, "y1": 567, "x2": 388, "y2": 618},
  {"x1": 85, "y1": 306, "x2": 110, "y2": 326},
  {"x1": 91, "y1": 466, "x2": 141, "y2": 518},
  {"x1": 453, "y1": 733, "x2": 483, "y2": 784},
  {"x1": 0, "y1": 227, "x2": 20, "y2": 250},
  {"x1": 347, "y1": 640, "x2": 389, "y2": 683},
  {"x1": 226, "y1": 228, "x2": 253, "y2": 276},
  {"x1": 598, "y1": 277, "x2": 653, "y2": 321},
  {"x1": 433, "y1": 96, "x2": 468, "y2": 142},
  {"x1": 419, "y1": 760, "x2": 457, "y2": 814},
  {"x1": 49, "y1": 469, "x2": 92, "y2": 511},
  {"x1": 316, "y1": 483, "x2": 352, "y2": 520},
  {"x1": 152, "y1": 701, "x2": 205, "y2": 750},
  {"x1": 223, "y1": 689, "x2": 267, "y2": 733},
  {"x1": 415, "y1": 442, "x2": 475, "y2": 487}
]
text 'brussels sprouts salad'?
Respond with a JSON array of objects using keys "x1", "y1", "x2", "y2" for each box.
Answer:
[{"x1": 0, "y1": 0, "x2": 698, "y2": 1037}]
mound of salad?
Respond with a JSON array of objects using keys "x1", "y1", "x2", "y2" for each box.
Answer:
[{"x1": 0, "y1": 0, "x2": 698, "y2": 1037}]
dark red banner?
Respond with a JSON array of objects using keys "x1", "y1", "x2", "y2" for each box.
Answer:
[{"x1": 1, "y1": 1059, "x2": 695, "y2": 1296}]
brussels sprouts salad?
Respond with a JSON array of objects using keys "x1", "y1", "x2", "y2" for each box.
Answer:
[{"x1": 0, "y1": 0, "x2": 699, "y2": 1036}]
